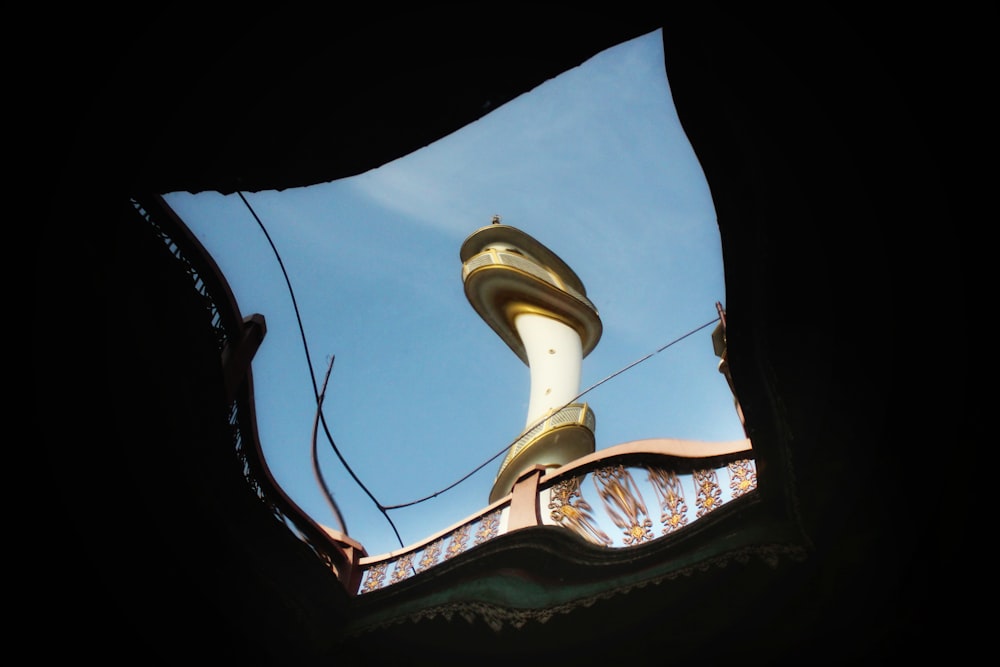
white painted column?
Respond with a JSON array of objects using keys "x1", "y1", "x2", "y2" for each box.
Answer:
[{"x1": 513, "y1": 312, "x2": 583, "y2": 429}]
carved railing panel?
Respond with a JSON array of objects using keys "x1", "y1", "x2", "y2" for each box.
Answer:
[
  {"x1": 358, "y1": 507, "x2": 508, "y2": 594},
  {"x1": 355, "y1": 439, "x2": 755, "y2": 595},
  {"x1": 542, "y1": 458, "x2": 756, "y2": 547}
]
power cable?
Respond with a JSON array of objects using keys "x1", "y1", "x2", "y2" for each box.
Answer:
[
  {"x1": 380, "y1": 315, "x2": 720, "y2": 510},
  {"x1": 312, "y1": 354, "x2": 347, "y2": 533},
  {"x1": 237, "y1": 192, "x2": 406, "y2": 548}
]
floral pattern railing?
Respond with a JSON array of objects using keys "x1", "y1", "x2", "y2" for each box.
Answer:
[
  {"x1": 355, "y1": 437, "x2": 755, "y2": 595},
  {"x1": 358, "y1": 507, "x2": 507, "y2": 594},
  {"x1": 544, "y1": 456, "x2": 757, "y2": 547}
]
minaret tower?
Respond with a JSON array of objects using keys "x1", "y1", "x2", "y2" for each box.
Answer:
[{"x1": 461, "y1": 216, "x2": 603, "y2": 503}]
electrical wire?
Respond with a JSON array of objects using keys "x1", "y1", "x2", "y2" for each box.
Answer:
[
  {"x1": 237, "y1": 191, "x2": 406, "y2": 548},
  {"x1": 312, "y1": 354, "x2": 347, "y2": 533},
  {"x1": 379, "y1": 315, "x2": 720, "y2": 510}
]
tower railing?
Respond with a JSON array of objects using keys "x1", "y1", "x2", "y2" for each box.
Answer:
[{"x1": 498, "y1": 402, "x2": 595, "y2": 474}]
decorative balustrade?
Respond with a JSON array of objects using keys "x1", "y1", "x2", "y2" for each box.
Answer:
[{"x1": 354, "y1": 437, "x2": 755, "y2": 595}]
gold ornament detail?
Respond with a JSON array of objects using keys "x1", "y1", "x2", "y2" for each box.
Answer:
[
  {"x1": 647, "y1": 466, "x2": 689, "y2": 534},
  {"x1": 362, "y1": 561, "x2": 388, "y2": 593},
  {"x1": 593, "y1": 465, "x2": 654, "y2": 545},
  {"x1": 693, "y1": 468, "x2": 723, "y2": 517},
  {"x1": 391, "y1": 554, "x2": 415, "y2": 584},
  {"x1": 728, "y1": 459, "x2": 757, "y2": 497},
  {"x1": 446, "y1": 524, "x2": 471, "y2": 559},
  {"x1": 418, "y1": 540, "x2": 443, "y2": 572},
  {"x1": 475, "y1": 509, "x2": 502, "y2": 544},
  {"x1": 549, "y1": 476, "x2": 612, "y2": 546}
]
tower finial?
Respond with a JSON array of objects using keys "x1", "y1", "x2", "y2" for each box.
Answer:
[{"x1": 491, "y1": 214, "x2": 501, "y2": 225}]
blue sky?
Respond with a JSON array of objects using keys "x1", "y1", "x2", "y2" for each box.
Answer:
[{"x1": 164, "y1": 29, "x2": 745, "y2": 558}]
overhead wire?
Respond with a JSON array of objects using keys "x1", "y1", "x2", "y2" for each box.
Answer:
[
  {"x1": 379, "y1": 315, "x2": 720, "y2": 510},
  {"x1": 311, "y1": 354, "x2": 347, "y2": 533},
  {"x1": 237, "y1": 191, "x2": 406, "y2": 547}
]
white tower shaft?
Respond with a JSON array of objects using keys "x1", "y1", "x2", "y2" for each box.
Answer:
[{"x1": 515, "y1": 312, "x2": 583, "y2": 429}]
